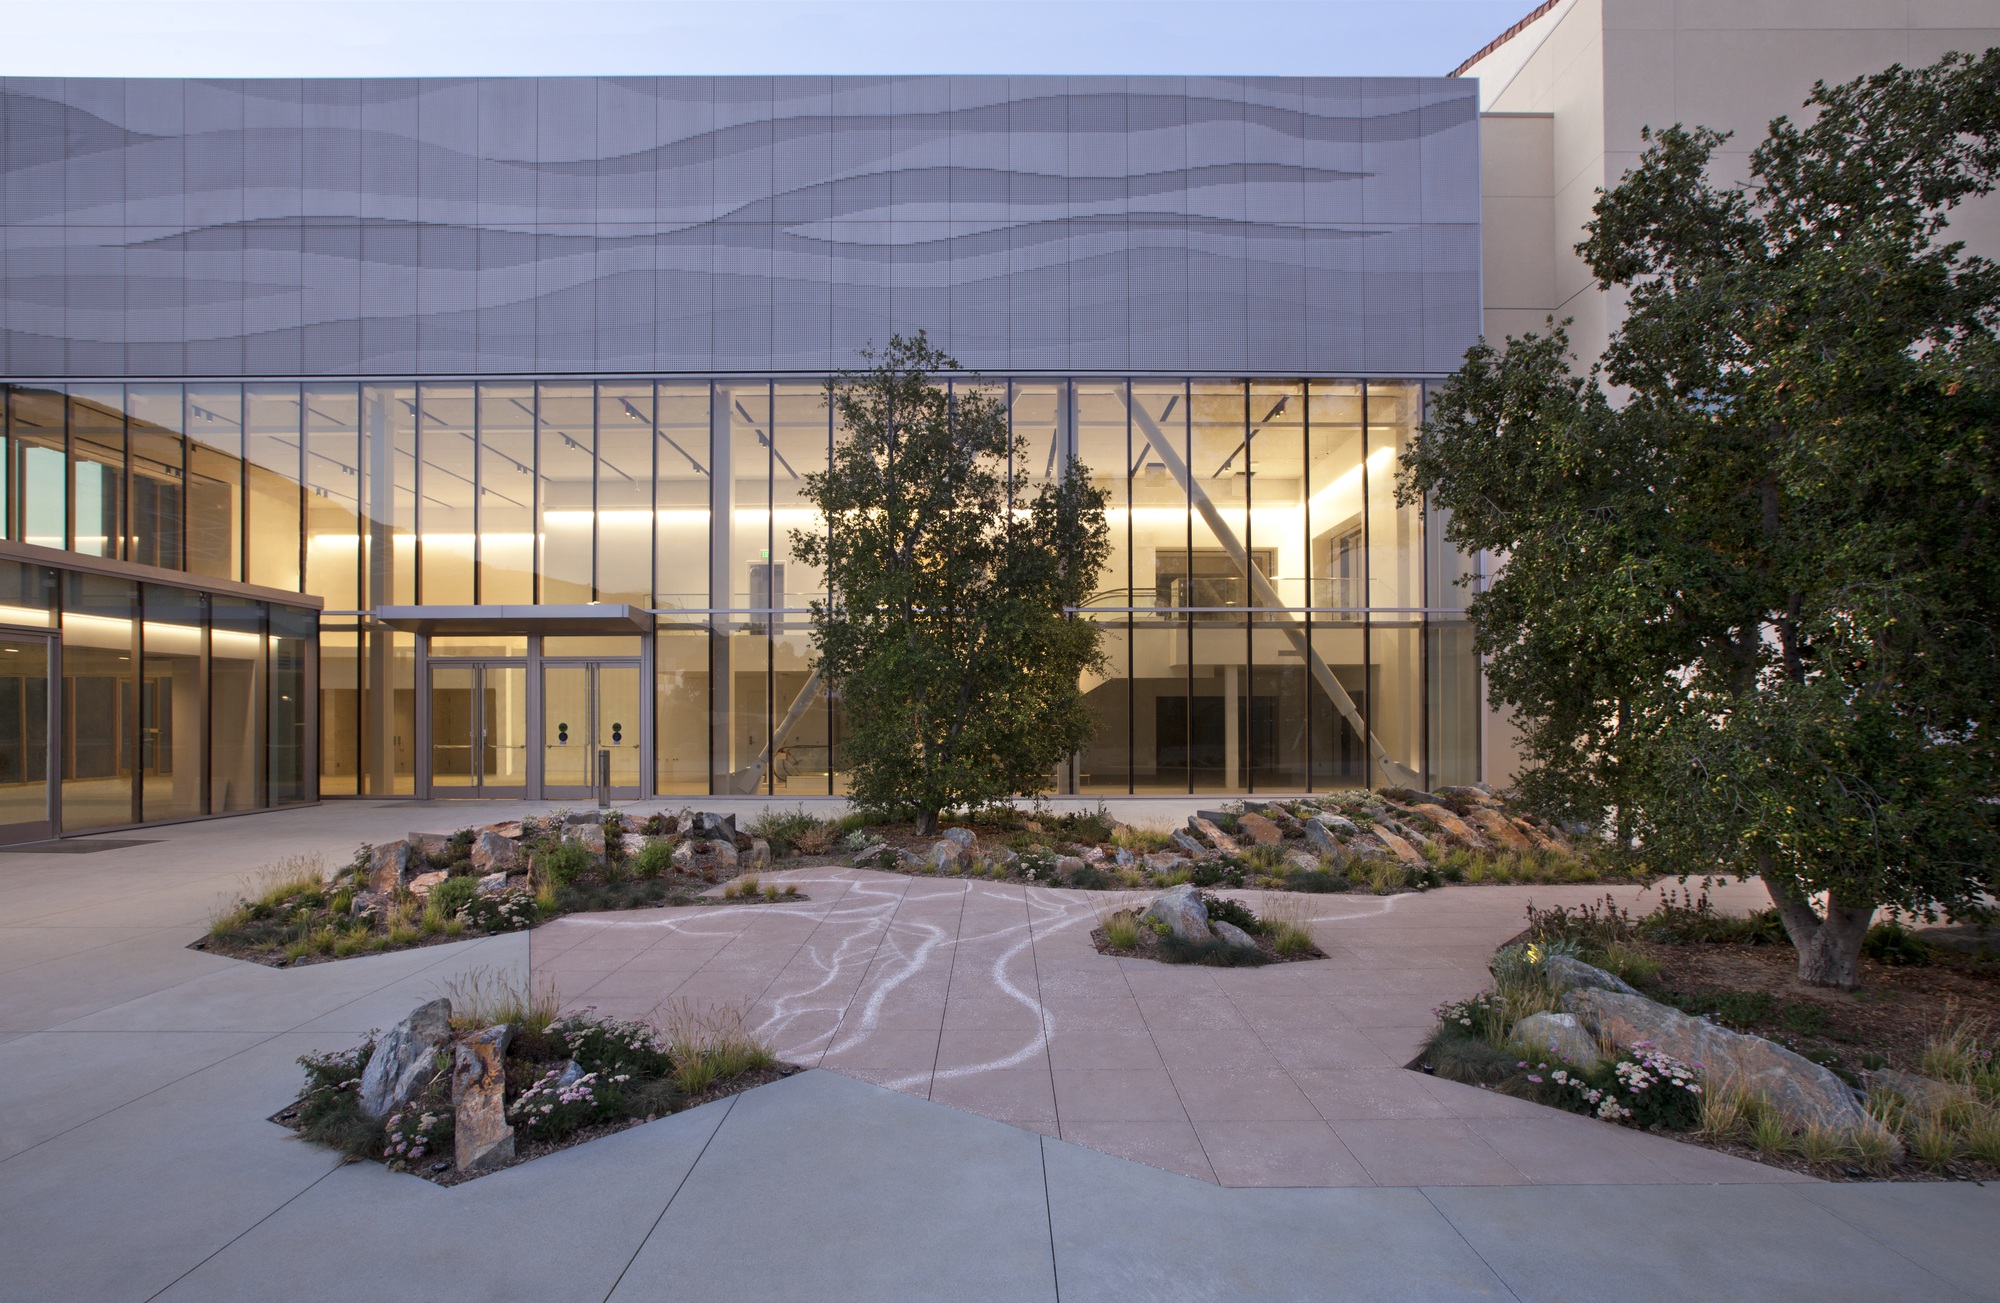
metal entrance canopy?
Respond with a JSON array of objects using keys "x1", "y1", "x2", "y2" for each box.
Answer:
[{"x1": 372, "y1": 605, "x2": 651, "y2": 636}]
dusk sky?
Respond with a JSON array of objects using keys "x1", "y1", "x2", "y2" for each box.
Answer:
[{"x1": 0, "y1": 1, "x2": 1534, "y2": 77}]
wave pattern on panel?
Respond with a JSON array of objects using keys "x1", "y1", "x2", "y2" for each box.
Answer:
[{"x1": 0, "y1": 77, "x2": 1480, "y2": 378}]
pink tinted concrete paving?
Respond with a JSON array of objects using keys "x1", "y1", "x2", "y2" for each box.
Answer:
[{"x1": 533, "y1": 866, "x2": 1803, "y2": 1189}]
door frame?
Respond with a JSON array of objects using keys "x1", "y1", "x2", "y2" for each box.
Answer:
[
  {"x1": 415, "y1": 633, "x2": 652, "y2": 801},
  {"x1": 421, "y1": 657, "x2": 528, "y2": 799},
  {"x1": 536, "y1": 657, "x2": 644, "y2": 802}
]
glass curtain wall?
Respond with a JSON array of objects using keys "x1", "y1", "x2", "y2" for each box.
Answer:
[{"x1": 3, "y1": 377, "x2": 1477, "y2": 797}]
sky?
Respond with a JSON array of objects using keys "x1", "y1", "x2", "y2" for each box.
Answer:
[{"x1": 0, "y1": 1, "x2": 1535, "y2": 77}]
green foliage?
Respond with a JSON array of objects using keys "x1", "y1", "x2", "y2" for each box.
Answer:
[
  {"x1": 791, "y1": 333, "x2": 1112, "y2": 833},
  {"x1": 747, "y1": 806, "x2": 828, "y2": 854},
  {"x1": 632, "y1": 839, "x2": 676, "y2": 878},
  {"x1": 1156, "y1": 932, "x2": 1268, "y2": 967},
  {"x1": 539, "y1": 841, "x2": 594, "y2": 888},
  {"x1": 1200, "y1": 891, "x2": 1264, "y2": 936},
  {"x1": 293, "y1": 1041, "x2": 386, "y2": 1159},
  {"x1": 1403, "y1": 50, "x2": 2000, "y2": 988},
  {"x1": 1862, "y1": 919, "x2": 1933, "y2": 966},
  {"x1": 425, "y1": 875, "x2": 479, "y2": 922}
]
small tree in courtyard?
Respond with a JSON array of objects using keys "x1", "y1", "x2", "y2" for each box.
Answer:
[
  {"x1": 1402, "y1": 50, "x2": 2000, "y2": 989},
  {"x1": 792, "y1": 333, "x2": 1111, "y2": 835}
]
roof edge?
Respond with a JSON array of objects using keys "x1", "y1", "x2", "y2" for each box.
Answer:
[{"x1": 1449, "y1": 0, "x2": 1564, "y2": 78}]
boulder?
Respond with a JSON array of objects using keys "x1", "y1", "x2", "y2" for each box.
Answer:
[
  {"x1": 1370, "y1": 828, "x2": 1426, "y2": 866},
  {"x1": 1511, "y1": 817, "x2": 1557, "y2": 851},
  {"x1": 1234, "y1": 812, "x2": 1284, "y2": 847},
  {"x1": 671, "y1": 838, "x2": 698, "y2": 868},
  {"x1": 1410, "y1": 803, "x2": 1485, "y2": 847},
  {"x1": 693, "y1": 811, "x2": 737, "y2": 840},
  {"x1": 1169, "y1": 829, "x2": 1206, "y2": 858},
  {"x1": 1512, "y1": 1012, "x2": 1601, "y2": 1067},
  {"x1": 743, "y1": 838, "x2": 771, "y2": 871},
  {"x1": 358, "y1": 998, "x2": 453, "y2": 1119},
  {"x1": 1211, "y1": 920, "x2": 1259, "y2": 950},
  {"x1": 451, "y1": 1024, "x2": 515, "y2": 1174},
  {"x1": 1113, "y1": 847, "x2": 1136, "y2": 868},
  {"x1": 349, "y1": 889, "x2": 385, "y2": 920},
  {"x1": 565, "y1": 822, "x2": 607, "y2": 857},
  {"x1": 1054, "y1": 855, "x2": 1086, "y2": 879},
  {"x1": 407, "y1": 870, "x2": 448, "y2": 898},
  {"x1": 942, "y1": 827, "x2": 977, "y2": 850},
  {"x1": 711, "y1": 838, "x2": 739, "y2": 868},
  {"x1": 619, "y1": 833, "x2": 648, "y2": 858},
  {"x1": 474, "y1": 872, "x2": 509, "y2": 896},
  {"x1": 1283, "y1": 849, "x2": 1322, "y2": 875},
  {"x1": 1465, "y1": 807, "x2": 1533, "y2": 851},
  {"x1": 1189, "y1": 817, "x2": 1241, "y2": 856},
  {"x1": 562, "y1": 810, "x2": 600, "y2": 827},
  {"x1": 406, "y1": 831, "x2": 451, "y2": 859},
  {"x1": 479, "y1": 820, "x2": 523, "y2": 840},
  {"x1": 929, "y1": 840, "x2": 964, "y2": 872},
  {"x1": 1142, "y1": 883, "x2": 1212, "y2": 941},
  {"x1": 1146, "y1": 851, "x2": 1190, "y2": 872},
  {"x1": 1543, "y1": 954, "x2": 1640, "y2": 997},
  {"x1": 470, "y1": 829, "x2": 518, "y2": 874},
  {"x1": 367, "y1": 840, "x2": 414, "y2": 894},
  {"x1": 1302, "y1": 817, "x2": 1351, "y2": 864},
  {"x1": 553, "y1": 1059, "x2": 586, "y2": 1091},
  {"x1": 1564, "y1": 989, "x2": 1886, "y2": 1138}
]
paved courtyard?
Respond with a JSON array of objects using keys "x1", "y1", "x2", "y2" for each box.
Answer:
[
  {"x1": 536, "y1": 867, "x2": 1792, "y2": 1187},
  {"x1": 1, "y1": 799, "x2": 1996, "y2": 1302}
]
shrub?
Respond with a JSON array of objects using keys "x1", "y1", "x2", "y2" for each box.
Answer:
[
  {"x1": 293, "y1": 1040, "x2": 385, "y2": 1158},
  {"x1": 1101, "y1": 909, "x2": 1142, "y2": 950},
  {"x1": 553, "y1": 1012, "x2": 674, "y2": 1078},
  {"x1": 632, "y1": 839, "x2": 676, "y2": 878},
  {"x1": 1597, "y1": 940, "x2": 1662, "y2": 986},
  {"x1": 748, "y1": 805, "x2": 828, "y2": 855},
  {"x1": 1157, "y1": 932, "x2": 1267, "y2": 966},
  {"x1": 538, "y1": 841, "x2": 595, "y2": 888},
  {"x1": 460, "y1": 888, "x2": 537, "y2": 933},
  {"x1": 1199, "y1": 891, "x2": 1262, "y2": 935},
  {"x1": 1861, "y1": 919, "x2": 1932, "y2": 966},
  {"x1": 426, "y1": 875, "x2": 479, "y2": 922},
  {"x1": 1112, "y1": 823, "x2": 1172, "y2": 853},
  {"x1": 509, "y1": 1065, "x2": 623, "y2": 1141}
]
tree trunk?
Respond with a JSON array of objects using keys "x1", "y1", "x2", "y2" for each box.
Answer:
[
  {"x1": 1762, "y1": 864, "x2": 1874, "y2": 990},
  {"x1": 915, "y1": 809, "x2": 939, "y2": 837}
]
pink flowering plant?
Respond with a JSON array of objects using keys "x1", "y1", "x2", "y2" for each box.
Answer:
[
  {"x1": 382, "y1": 1102, "x2": 453, "y2": 1170},
  {"x1": 507, "y1": 1064, "x2": 626, "y2": 1140},
  {"x1": 553, "y1": 1011, "x2": 675, "y2": 1078}
]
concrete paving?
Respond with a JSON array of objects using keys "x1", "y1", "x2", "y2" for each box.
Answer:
[
  {"x1": 0, "y1": 800, "x2": 1993, "y2": 1302},
  {"x1": 535, "y1": 865, "x2": 1793, "y2": 1187}
]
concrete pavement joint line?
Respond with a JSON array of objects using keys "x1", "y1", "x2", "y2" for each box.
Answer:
[
  {"x1": 1038, "y1": 1134, "x2": 1064, "y2": 1302},
  {"x1": 1417, "y1": 1185, "x2": 1529, "y2": 1303},
  {"x1": 3, "y1": 934, "x2": 519, "y2": 1167},
  {"x1": 1769, "y1": 1185, "x2": 1985, "y2": 1300},
  {"x1": 140, "y1": 1163, "x2": 343, "y2": 1303},
  {"x1": 601, "y1": 1093, "x2": 742, "y2": 1303},
  {"x1": 1115, "y1": 916, "x2": 1220, "y2": 1185}
]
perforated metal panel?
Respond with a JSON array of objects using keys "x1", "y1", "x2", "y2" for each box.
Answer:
[{"x1": 0, "y1": 76, "x2": 1480, "y2": 378}]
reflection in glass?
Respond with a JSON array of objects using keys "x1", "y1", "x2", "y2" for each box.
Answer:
[
  {"x1": 186, "y1": 384, "x2": 243, "y2": 581},
  {"x1": 1077, "y1": 618, "x2": 1130, "y2": 793},
  {"x1": 11, "y1": 387, "x2": 68, "y2": 551},
  {"x1": 318, "y1": 629, "x2": 360, "y2": 796},
  {"x1": 210, "y1": 595, "x2": 265, "y2": 812},
  {"x1": 361, "y1": 385, "x2": 416, "y2": 607},
  {"x1": 542, "y1": 663, "x2": 591, "y2": 789},
  {"x1": 61, "y1": 572, "x2": 135, "y2": 831},
  {"x1": 70, "y1": 386, "x2": 125, "y2": 559},
  {"x1": 127, "y1": 385, "x2": 185, "y2": 570},
  {"x1": 360, "y1": 628, "x2": 415, "y2": 796},
  {"x1": 269, "y1": 605, "x2": 313, "y2": 804},
  {"x1": 1369, "y1": 621, "x2": 1423, "y2": 788},
  {"x1": 1308, "y1": 382, "x2": 1364, "y2": 616},
  {"x1": 141, "y1": 585, "x2": 206, "y2": 821},
  {"x1": 1309, "y1": 624, "x2": 1368, "y2": 788},
  {"x1": 0, "y1": 635, "x2": 50, "y2": 832}
]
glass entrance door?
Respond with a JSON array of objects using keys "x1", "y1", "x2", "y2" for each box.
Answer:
[
  {"x1": 428, "y1": 662, "x2": 527, "y2": 795},
  {"x1": 541, "y1": 660, "x2": 640, "y2": 799},
  {"x1": 0, "y1": 635, "x2": 53, "y2": 842}
]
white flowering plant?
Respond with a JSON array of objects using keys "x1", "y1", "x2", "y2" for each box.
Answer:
[
  {"x1": 1524, "y1": 1041, "x2": 1704, "y2": 1130},
  {"x1": 551, "y1": 1012, "x2": 675, "y2": 1078},
  {"x1": 1433, "y1": 992, "x2": 1510, "y2": 1040},
  {"x1": 458, "y1": 887, "x2": 538, "y2": 933}
]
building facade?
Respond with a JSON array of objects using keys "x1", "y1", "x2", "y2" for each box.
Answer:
[{"x1": 0, "y1": 75, "x2": 1487, "y2": 833}]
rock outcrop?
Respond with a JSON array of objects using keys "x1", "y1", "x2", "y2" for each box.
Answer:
[
  {"x1": 1142, "y1": 883, "x2": 1212, "y2": 942},
  {"x1": 358, "y1": 998, "x2": 453, "y2": 1120},
  {"x1": 451, "y1": 1024, "x2": 514, "y2": 1173}
]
